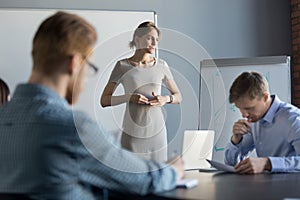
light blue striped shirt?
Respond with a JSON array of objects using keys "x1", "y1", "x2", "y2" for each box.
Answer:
[
  {"x1": 0, "y1": 84, "x2": 177, "y2": 199},
  {"x1": 225, "y1": 95, "x2": 300, "y2": 172}
]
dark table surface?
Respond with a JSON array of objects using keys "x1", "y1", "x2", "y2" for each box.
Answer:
[{"x1": 155, "y1": 170, "x2": 300, "y2": 200}]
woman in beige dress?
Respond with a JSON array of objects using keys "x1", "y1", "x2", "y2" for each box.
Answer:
[{"x1": 101, "y1": 22, "x2": 182, "y2": 162}]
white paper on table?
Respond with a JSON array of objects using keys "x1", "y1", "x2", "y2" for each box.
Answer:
[
  {"x1": 176, "y1": 178, "x2": 198, "y2": 189},
  {"x1": 206, "y1": 159, "x2": 236, "y2": 173}
]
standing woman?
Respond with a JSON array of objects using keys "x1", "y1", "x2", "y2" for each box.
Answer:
[
  {"x1": 101, "y1": 22, "x2": 182, "y2": 162},
  {"x1": 0, "y1": 78, "x2": 10, "y2": 107}
]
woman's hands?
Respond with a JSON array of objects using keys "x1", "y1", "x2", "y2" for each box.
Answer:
[
  {"x1": 129, "y1": 93, "x2": 150, "y2": 105},
  {"x1": 148, "y1": 92, "x2": 170, "y2": 106},
  {"x1": 130, "y1": 92, "x2": 170, "y2": 107}
]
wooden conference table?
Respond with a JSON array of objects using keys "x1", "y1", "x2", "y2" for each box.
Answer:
[{"x1": 154, "y1": 170, "x2": 300, "y2": 200}]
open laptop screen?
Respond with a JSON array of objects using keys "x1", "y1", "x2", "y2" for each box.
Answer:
[{"x1": 181, "y1": 130, "x2": 215, "y2": 170}]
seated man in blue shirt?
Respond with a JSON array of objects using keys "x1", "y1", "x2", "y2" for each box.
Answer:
[
  {"x1": 225, "y1": 71, "x2": 300, "y2": 174},
  {"x1": 0, "y1": 11, "x2": 184, "y2": 199}
]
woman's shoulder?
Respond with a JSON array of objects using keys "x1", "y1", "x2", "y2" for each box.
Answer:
[
  {"x1": 112, "y1": 58, "x2": 131, "y2": 70},
  {"x1": 116, "y1": 58, "x2": 128, "y2": 66},
  {"x1": 155, "y1": 58, "x2": 168, "y2": 66}
]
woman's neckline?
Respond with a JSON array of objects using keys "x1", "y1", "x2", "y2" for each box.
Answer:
[{"x1": 126, "y1": 57, "x2": 157, "y2": 68}]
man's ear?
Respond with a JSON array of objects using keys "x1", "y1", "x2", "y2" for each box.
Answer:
[
  {"x1": 67, "y1": 53, "x2": 82, "y2": 75},
  {"x1": 263, "y1": 92, "x2": 269, "y2": 102}
]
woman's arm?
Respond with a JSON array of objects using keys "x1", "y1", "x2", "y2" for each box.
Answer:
[
  {"x1": 101, "y1": 82, "x2": 128, "y2": 107},
  {"x1": 100, "y1": 82, "x2": 149, "y2": 107},
  {"x1": 149, "y1": 79, "x2": 182, "y2": 106},
  {"x1": 165, "y1": 78, "x2": 182, "y2": 104}
]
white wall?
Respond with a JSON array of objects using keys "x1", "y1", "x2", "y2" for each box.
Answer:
[{"x1": 0, "y1": 0, "x2": 291, "y2": 158}]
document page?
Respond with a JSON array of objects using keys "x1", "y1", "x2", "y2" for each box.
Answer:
[{"x1": 206, "y1": 159, "x2": 236, "y2": 173}]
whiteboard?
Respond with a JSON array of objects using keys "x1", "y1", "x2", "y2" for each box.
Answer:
[
  {"x1": 0, "y1": 8, "x2": 155, "y2": 133},
  {"x1": 199, "y1": 56, "x2": 291, "y2": 162}
]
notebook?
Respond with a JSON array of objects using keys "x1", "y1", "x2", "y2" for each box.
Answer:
[{"x1": 181, "y1": 130, "x2": 215, "y2": 171}]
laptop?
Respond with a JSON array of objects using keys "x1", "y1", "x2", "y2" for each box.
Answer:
[{"x1": 181, "y1": 130, "x2": 216, "y2": 171}]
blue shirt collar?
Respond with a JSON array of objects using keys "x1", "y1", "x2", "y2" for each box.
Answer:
[
  {"x1": 13, "y1": 83, "x2": 69, "y2": 108},
  {"x1": 261, "y1": 95, "x2": 281, "y2": 124}
]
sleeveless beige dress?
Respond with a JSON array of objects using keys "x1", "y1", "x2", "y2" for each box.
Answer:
[{"x1": 108, "y1": 58, "x2": 174, "y2": 162}]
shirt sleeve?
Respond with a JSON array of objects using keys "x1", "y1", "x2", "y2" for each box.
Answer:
[
  {"x1": 224, "y1": 141, "x2": 242, "y2": 166},
  {"x1": 269, "y1": 156, "x2": 300, "y2": 173},
  {"x1": 224, "y1": 134, "x2": 255, "y2": 166},
  {"x1": 73, "y1": 111, "x2": 177, "y2": 195},
  {"x1": 108, "y1": 61, "x2": 123, "y2": 84},
  {"x1": 269, "y1": 115, "x2": 300, "y2": 173}
]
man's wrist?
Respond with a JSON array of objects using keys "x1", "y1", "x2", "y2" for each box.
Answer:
[
  {"x1": 265, "y1": 158, "x2": 272, "y2": 171},
  {"x1": 231, "y1": 135, "x2": 242, "y2": 145}
]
